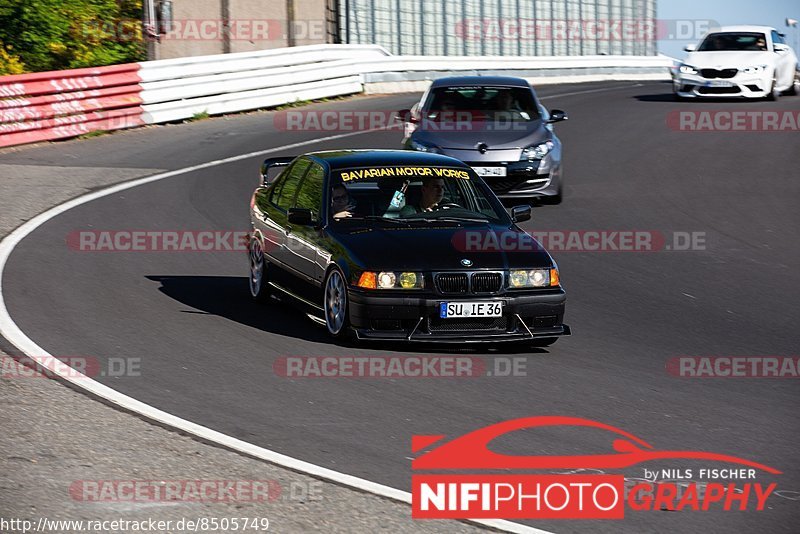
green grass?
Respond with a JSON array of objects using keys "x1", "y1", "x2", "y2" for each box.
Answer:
[
  {"x1": 273, "y1": 99, "x2": 313, "y2": 111},
  {"x1": 77, "y1": 129, "x2": 109, "y2": 140},
  {"x1": 188, "y1": 110, "x2": 211, "y2": 121}
]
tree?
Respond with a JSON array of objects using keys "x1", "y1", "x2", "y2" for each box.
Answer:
[{"x1": 0, "y1": 0, "x2": 145, "y2": 73}]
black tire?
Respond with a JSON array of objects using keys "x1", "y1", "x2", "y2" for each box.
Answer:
[
  {"x1": 529, "y1": 337, "x2": 558, "y2": 348},
  {"x1": 541, "y1": 183, "x2": 562, "y2": 205},
  {"x1": 551, "y1": 183, "x2": 563, "y2": 205},
  {"x1": 786, "y1": 71, "x2": 800, "y2": 95},
  {"x1": 323, "y1": 267, "x2": 351, "y2": 338},
  {"x1": 248, "y1": 236, "x2": 271, "y2": 303},
  {"x1": 766, "y1": 77, "x2": 779, "y2": 101}
]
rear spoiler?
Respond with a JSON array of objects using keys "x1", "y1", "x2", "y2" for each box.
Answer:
[{"x1": 261, "y1": 156, "x2": 296, "y2": 185}]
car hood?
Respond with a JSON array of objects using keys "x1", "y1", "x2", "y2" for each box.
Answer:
[
  {"x1": 683, "y1": 50, "x2": 775, "y2": 69},
  {"x1": 413, "y1": 121, "x2": 548, "y2": 150},
  {"x1": 329, "y1": 223, "x2": 553, "y2": 271}
]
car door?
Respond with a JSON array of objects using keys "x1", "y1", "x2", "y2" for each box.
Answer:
[
  {"x1": 256, "y1": 157, "x2": 311, "y2": 288},
  {"x1": 771, "y1": 30, "x2": 794, "y2": 88},
  {"x1": 284, "y1": 161, "x2": 327, "y2": 303}
]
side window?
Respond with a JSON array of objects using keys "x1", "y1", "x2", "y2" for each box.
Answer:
[
  {"x1": 271, "y1": 159, "x2": 310, "y2": 211},
  {"x1": 294, "y1": 163, "x2": 325, "y2": 221}
]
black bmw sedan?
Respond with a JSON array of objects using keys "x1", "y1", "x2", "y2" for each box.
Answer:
[{"x1": 247, "y1": 150, "x2": 569, "y2": 346}]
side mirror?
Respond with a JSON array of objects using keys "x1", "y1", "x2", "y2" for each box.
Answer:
[
  {"x1": 683, "y1": 44, "x2": 696, "y2": 52},
  {"x1": 511, "y1": 204, "x2": 532, "y2": 223},
  {"x1": 774, "y1": 43, "x2": 789, "y2": 53},
  {"x1": 287, "y1": 207, "x2": 314, "y2": 226},
  {"x1": 545, "y1": 109, "x2": 567, "y2": 123},
  {"x1": 261, "y1": 157, "x2": 294, "y2": 186}
]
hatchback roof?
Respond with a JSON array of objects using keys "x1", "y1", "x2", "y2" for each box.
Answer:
[
  {"x1": 306, "y1": 149, "x2": 470, "y2": 171},
  {"x1": 430, "y1": 76, "x2": 531, "y2": 88}
]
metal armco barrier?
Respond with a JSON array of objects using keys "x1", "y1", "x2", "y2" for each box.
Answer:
[
  {"x1": 0, "y1": 64, "x2": 144, "y2": 148},
  {"x1": 0, "y1": 44, "x2": 672, "y2": 149}
]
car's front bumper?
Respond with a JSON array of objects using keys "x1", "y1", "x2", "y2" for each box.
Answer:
[
  {"x1": 672, "y1": 72, "x2": 772, "y2": 98},
  {"x1": 348, "y1": 288, "x2": 569, "y2": 343},
  {"x1": 454, "y1": 158, "x2": 561, "y2": 200}
]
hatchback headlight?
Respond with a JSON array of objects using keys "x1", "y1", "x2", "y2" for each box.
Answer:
[
  {"x1": 520, "y1": 140, "x2": 554, "y2": 161},
  {"x1": 679, "y1": 64, "x2": 698, "y2": 75},
  {"x1": 410, "y1": 139, "x2": 439, "y2": 153},
  {"x1": 509, "y1": 268, "x2": 559, "y2": 288}
]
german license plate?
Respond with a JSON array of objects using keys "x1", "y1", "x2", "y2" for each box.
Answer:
[
  {"x1": 706, "y1": 80, "x2": 733, "y2": 87},
  {"x1": 471, "y1": 166, "x2": 507, "y2": 177},
  {"x1": 440, "y1": 301, "x2": 503, "y2": 318}
]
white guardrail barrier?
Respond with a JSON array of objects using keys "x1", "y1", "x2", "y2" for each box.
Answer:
[{"x1": 0, "y1": 43, "x2": 674, "y2": 148}]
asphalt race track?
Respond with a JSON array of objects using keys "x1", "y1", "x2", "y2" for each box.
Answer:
[{"x1": 2, "y1": 82, "x2": 799, "y2": 533}]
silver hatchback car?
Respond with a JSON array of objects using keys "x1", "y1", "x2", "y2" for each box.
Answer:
[{"x1": 399, "y1": 76, "x2": 567, "y2": 204}]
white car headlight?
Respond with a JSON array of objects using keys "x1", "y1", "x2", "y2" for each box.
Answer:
[
  {"x1": 742, "y1": 64, "x2": 768, "y2": 74},
  {"x1": 679, "y1": 64, "x2": 699, "y2": 75},
  {"x1": 355, "y1": 271, "x2": 424, "y2": 289},
  {"x1": 509, "y1": 269, "x2": 553, "y2": 288},
  {"x1": 520, "y1": 140, "x2": 554, "y2": 161}
]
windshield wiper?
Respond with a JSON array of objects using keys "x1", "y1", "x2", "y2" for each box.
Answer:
[
  {"x1": 428, "y1": 216, "x2": 492, "y2": 223},
  {"x1": 351, "y1": 215, "x2": 414, "y2": 225}
]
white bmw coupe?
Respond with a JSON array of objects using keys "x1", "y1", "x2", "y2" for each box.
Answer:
[{"x1": 672, "y1": 25, "x2": 800, "y2": 100}]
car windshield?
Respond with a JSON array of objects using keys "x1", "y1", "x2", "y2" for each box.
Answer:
[
  {"x1": 328, "y1": 165, "x2": 511, "y2": 225},
  {"x1": 697, "y1": 32, "x2": 768, "y2": 52},
  {"x1": 423, "y1": 86, "x2": 540, "y2": 122}
]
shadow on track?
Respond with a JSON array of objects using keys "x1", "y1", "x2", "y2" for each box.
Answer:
[
  {"x1": 145, "y1": 275, "x2": 332, "y2": 343},
  {"x1": 146, "y1": 275, "x2": 552, "y2": 356}
]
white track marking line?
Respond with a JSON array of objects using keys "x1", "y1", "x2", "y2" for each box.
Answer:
[{"x1": 0, "y1": 86, "x2": 633, "y2": 532}]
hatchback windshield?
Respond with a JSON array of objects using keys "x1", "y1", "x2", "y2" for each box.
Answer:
[
  {"x1": 697, "y1": 32, "x2": 768, "y2": 52},
  {"x1": 423, "y1": 86, "x2": 539, "y2": 122},
  {"x1": 328, "y1": 165, "x2": 511, "y2": 225}
]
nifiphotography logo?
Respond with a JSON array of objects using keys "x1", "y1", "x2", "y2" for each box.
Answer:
[{"x1": 411, "y1": 416, "x2": 780, "y2": 519}]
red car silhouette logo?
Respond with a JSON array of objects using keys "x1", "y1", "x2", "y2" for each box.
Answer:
[{"x1": 412, "y1": 416, "x2": 781, "y2": 473}]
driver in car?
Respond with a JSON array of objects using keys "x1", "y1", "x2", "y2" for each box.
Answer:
[{"x1": 400, "y1": 177, "x2": 445, "y2": 215}]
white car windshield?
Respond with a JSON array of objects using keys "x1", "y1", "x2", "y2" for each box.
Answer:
[
  {"x1": 424, "y1": 86, "x2": 540, "y2": 122},
  {"x1": 328, "y1": 166, "x2": 510, "y2": 224},
  {"x1": 697, "y1": 32, "x2": 768, "y2": 52}
]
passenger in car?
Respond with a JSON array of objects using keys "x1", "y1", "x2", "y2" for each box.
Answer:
[{"x1": 331, "y1": 184, "x2": 355, "y2": 219}]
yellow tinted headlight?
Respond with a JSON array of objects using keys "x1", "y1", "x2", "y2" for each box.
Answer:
[{"x1": 399, "y1": 272, "x2": 419, "y2": 289}]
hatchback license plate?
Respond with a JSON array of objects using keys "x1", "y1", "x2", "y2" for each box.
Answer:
[
  {"x1": 440, "y1": 301, "x2": 503, "y2": 318},
  {"x1": 471, "y1": 166, "x2": 507, "y2": 177}
]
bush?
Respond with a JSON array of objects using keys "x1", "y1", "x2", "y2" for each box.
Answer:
[
  {"x1": 0, "y1": 43, "x2": 25, "y2": 75},
  {"x1": 0, "y1": 0, "x2": 145, "y2": 73}
]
